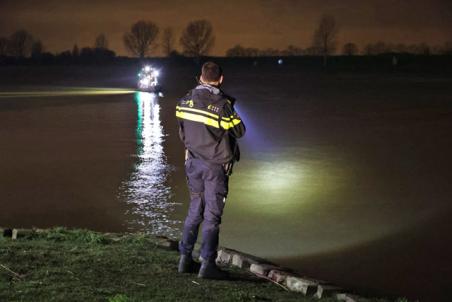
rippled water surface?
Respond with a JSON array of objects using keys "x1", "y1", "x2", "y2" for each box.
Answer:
[
  {"x1": 1, "y1": 65, "x2": 452, "y2": 301},
  {"x1": 118, "y1": 92, "x2": 179, "y2": 237}
]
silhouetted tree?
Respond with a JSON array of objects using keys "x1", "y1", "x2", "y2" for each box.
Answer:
[
  {"x1": 394, "y1": 43, "x2": 408, "y2": 54},
  {"x1": 40, "y1": 52, "x2": 55, "y2": 64},
  {"x1": 168, "y1": 50, "x2": 181, "y2": 57},
  {"x1": 362, "y1": 42, "x2": 433, "y2": 55},
  {"x1": 180, "y1": 20, "x2": 215, "y2": 57},
  {"x1": 123, "y1": 21, "x2": 159, "y2": 58},
  {"x1": 31, "y1": 40, "x2": 44, "y2": 58},
  {"x1": 260, "y1": 48, "x2": 280, "y2": 56},
  {"x1": 7, "y1": 30, "x2": 34, "y2": 57},
  {"x1": 57, "y1": 50, "x2": 72, "y2": 63},
  {"x1": 226, "y1": 45, "x2": 244, "y2": 57},
  {"x1": 282, "y1": 45, "x2": 304, "y2": 56},
  {"x1": 0, "y1": 37, "x2": 8, "y2": 56},
  {"x1": 364, "y1": 41, "x2": 391, "y2": 55},
  {"x1": 80, "y1": 47, "x2": 94, "y2": 57},
  {"x1": 246, "y1": 47, "x2": 259, "y2": 57},
  {"x1": 76, "y1": 47, "x2": 115, "y2": 63},
  {"x1": 94, "y1": 47, "x2": 115, "y2": 59},
  {"x1": 72, "y1": 44, "x2": 79, "y2": 57},
  {"x1": 363, "y1": 43, "x2": 373, "y2": 55},
  {"x1": 226, "y1": 45, "x2": 260, "y2": 57},
  {"x1": 312, "y1": 15, "x2": 339, "y2": 66},
  {"x1": 226, "y1": 45, "x2": 306, "y2": 57},
  {"x1": 303, "y1": 47, "x2": 317, "y2": 55},
  {"x1": 443, "y1": 41, "x2": 452, "y2": 55},
  {"x1": 342, "y1": 42, "x2": 358, "y2": 56},
  {"x1": 414, "y1": 43, "x2": 431, "y2": 55},
  {"x1": 226, "y1": 45, "x2": 245, "y2": 57},
  {"x1": 161, "y1": 27, "x2": 175, "y2": 56},
  {"x1": 95, "y1": 34, "x2": 108, "y2": 49}
]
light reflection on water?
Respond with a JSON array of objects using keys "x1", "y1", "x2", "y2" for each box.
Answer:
[{"x1": 119, "y1": 92, "x2": 180, "y2": 237}]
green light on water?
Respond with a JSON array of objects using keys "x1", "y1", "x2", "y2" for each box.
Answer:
[{"x1": 135, "y1": 92, "x2": 144, "y2": 149}]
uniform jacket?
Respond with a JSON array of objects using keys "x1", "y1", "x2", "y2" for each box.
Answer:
[{"x1": 176, "y1": 84, "x2": 245, "y2": 165}]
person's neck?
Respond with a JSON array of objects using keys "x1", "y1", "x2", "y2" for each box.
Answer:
[
  {"x1": 200, "y1": 81, "x2": 220, "y2": 87},
  {"x1": 196, "y1": 82, "x2": 221, "y2": 95}
]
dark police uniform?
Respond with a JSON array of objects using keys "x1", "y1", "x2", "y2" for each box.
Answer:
[{"x1": 176, "y1": 83, "x2": 245, "y2": 262}]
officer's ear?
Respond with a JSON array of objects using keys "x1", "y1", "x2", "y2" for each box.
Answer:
[{"x1": 219, "y1": 75, "x2": 224, "y2": 85}]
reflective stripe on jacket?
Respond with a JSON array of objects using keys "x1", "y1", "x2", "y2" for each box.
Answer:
[{"x1": 176, "y1": 84, "x2": 245, "y2": 165}]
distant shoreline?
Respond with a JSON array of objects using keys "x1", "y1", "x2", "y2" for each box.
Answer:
[{"x1": 1, "y1": 54, "x2": 452, "y2": 76}]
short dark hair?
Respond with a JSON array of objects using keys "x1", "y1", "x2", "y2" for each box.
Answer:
[{"x1": 201, "y1": 61, "x2": 223, "y2": 82}]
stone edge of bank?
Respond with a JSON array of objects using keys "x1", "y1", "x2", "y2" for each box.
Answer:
[
  {"x1": 214, "y1": 247, "x2": 365, "y2": 302},
  {"x1": 1, "y1": 227, "x2": 364, "y2": 302}
]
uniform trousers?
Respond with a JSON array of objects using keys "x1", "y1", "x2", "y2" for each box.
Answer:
[{"x1": 179, "y1": 158, "x2": 229, "y2": 261}]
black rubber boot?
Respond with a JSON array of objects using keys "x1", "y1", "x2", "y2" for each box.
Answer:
[
  {"x1": 197, "y1": 260, "x2": 229, "y2": 279},
  {"x1": 178, "y1": 255, "x2": 194, "y2": 273}
]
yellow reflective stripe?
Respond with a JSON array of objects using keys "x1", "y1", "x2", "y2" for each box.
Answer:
[
  {"x1": 176, "y1": 105, "x2": 236, "y2": 122},
  {"x1": 176, "y1": 105, "x2": 219, "y2": 119},
  {"x1": 176, "y1": 111, "x2": 219, "y2": 128},
  {"x1": 220, "y1": 119, "x2": 241, "y2": 130},
  {"x1": 221, "y1": 115, "x2": 236, "y2": 121}
]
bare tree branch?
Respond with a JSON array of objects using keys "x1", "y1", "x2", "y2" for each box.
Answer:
[
  {"x1": 7, "y1": 30, "x2": 34, "y2": 57},
  {"x1": 180, "y1": 20, "x2": 215, "y2": 57},
  {"x1": 312, "y1": 15, "x2": 339, "y2": 66},
  {"x1": 123, "y1": 21, "x2": 159, "y2": 58},
  {"x1": 0, "y1": 37, "x2": 8, "y2": 56},
  {"x1": 342, "y1": 42, "x2": 358, "y2": 56},
  {"x1": 95, "y1": 34, "x2": 108, "y2": 49}
]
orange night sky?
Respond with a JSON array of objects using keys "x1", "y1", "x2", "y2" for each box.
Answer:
[{"x1": 1, "y1": 0, "x2": 451, "y2": 56}]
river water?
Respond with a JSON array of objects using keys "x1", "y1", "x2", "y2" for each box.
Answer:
[{"x1": 1, "y1": 65, "x2": 451, "y2": 301}]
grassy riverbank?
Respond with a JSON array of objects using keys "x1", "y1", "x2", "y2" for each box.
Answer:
[{"x1": 0, "y1": 228, "x2": 399, "y2": 302}]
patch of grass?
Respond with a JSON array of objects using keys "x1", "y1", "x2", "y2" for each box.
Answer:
[
  {"x1": 43, "y1": 227, "x2": 109, "y2": 244},
  {"x1": 108, "y1": 294, "x2": 131, "y2": 302},
  {"x1": 0, "y1": 228, "x2": 389, "y2": 302}
]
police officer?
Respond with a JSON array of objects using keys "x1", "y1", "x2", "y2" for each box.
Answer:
[{"x1": 176, "y1": 62, "x2": 245, "y2": 279}]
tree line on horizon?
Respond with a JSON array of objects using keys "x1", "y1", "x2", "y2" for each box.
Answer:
[
  {"x1": 226, "y1": 41, "x2": 452, "y2": 57},
  {"x1": 0, "y1": 19, "x2": 215, "y2": 62},
  {"x1": 1, "y1": 16, "x2": 452, "y2": 64}
]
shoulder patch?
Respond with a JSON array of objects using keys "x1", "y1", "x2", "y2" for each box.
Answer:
[{"x1": 181, "y1": 100, "x2": 194, "y2": 108}]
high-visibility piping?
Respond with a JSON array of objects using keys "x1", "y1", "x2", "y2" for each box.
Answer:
[
  {"x1": 177, "y1": 105, "x2": 235, "y2": 122},
  {"x1": 176, "y1": 105, "x2": 219, "y2": 119},
  {"x1": 220, "y1": 119, "x2": 242, "y2": 130},
  {"x1": 176, "y1": 111, "x2": 220, "y2": 128}
]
